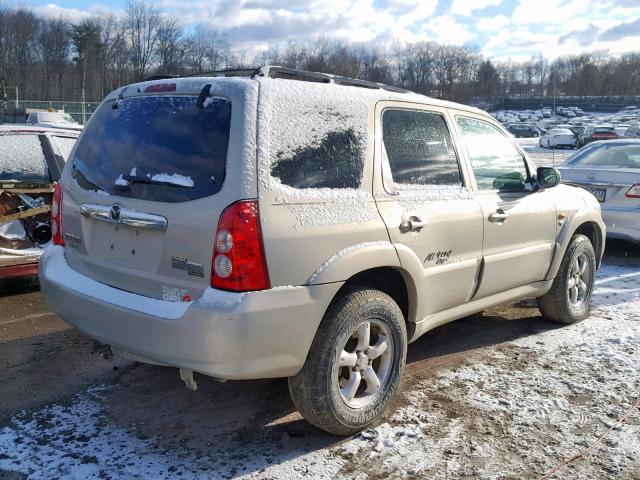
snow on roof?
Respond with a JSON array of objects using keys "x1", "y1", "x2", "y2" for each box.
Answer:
[{"x1": 0, "y1": 125, "x2": 81, "y2": 136}]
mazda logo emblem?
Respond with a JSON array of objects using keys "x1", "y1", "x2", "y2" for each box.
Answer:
[{"x1": 110, "y1": 204, "x2": 122, "y2": 221}]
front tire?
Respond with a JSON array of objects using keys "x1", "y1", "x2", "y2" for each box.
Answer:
[
  {"x1": 537, "y1": 234, "x2": 596, "y2": 324},
  {"x1": 288, "y1": 288, "x2": 407, "y2": 436}
]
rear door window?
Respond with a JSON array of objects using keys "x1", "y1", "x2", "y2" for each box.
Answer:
[
  {"x1": 71, "y1": 96, "x2": 231, "y2": 202},
  {"x1": 0, "y1": 134, "x2": 50, "y2": 185},
  {"x1": 382, "y1": 109, "x2": 462, "y2": 186}
]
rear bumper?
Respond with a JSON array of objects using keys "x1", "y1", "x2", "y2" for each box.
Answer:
[
  {"x1": 602, "y1": 206, "x2": 640, "y2": 242},
  {"x1": 0, "y1": 261, "x2": 38, "y2": 279},
  {"x1": 39, "y1": 246, "x2": 343, "y2": 380}
]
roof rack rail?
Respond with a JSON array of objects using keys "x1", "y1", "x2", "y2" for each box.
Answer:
[
  {"x1": 143, "y1": 74, "x2": 180, "y2": 81},
  {"x1": 182, "y1": 65, "x2": 411, "y2": 94},
  {"x1": 187, "y1": 68, "x2": 261, "y2": 78},
  {"x1": 254, "y1": 66, "x2": 411, "y2": 94}
]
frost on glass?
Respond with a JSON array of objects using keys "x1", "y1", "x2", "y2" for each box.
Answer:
[
  {"x1": 52, "y1": 136, "x2": 77, "y2": 161},
  {"x1": 456, "y1": 117, "x2": 528, "y2": 191},
  {"x1": 0, "y1": 135, "x2": 49, "y2": 183},
  {"x1": 265, "y1": 85, "x2": 368, "y2": 191},
  {"x1": 382, "y1": 109, "x2": 461, "y2": 187},
  {"x1": 271, "y1": 128, "x2": 363, "y2": 189}
]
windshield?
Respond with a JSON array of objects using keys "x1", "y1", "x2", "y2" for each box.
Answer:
[
  {"x1": 71, "y1": 95, "x2": 231, "y2": 202},
  {"x1": 39, "y1": 112, "x2": 77, "y2": 124},
  {"x1": 0, "y1": 134, "x2": 50, "y2": 184},
  {"x1": 566, "y1": 144, "x2": 640, "y2": 168}
]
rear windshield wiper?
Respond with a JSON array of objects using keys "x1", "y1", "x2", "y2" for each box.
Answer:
[{"x1": 115, "y1": 174, "x2": 194, "y2": 190}]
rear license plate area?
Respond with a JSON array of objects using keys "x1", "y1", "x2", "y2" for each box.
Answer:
[{"x1": 588, "y1": 188, "x2": 606, "y2": 202}]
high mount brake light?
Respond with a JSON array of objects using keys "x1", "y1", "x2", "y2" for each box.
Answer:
[
  {"x1": 144, "y1": 83, "x2": 177, "y2": 93},
  {"x1": 211, "y1": 200, "x2": 270, "y2": 292},
  {"x1": 626, "y1": 183, "x2": 640, "y2": 198},
  {"x1": 52, "y1": 182, "x2": 64, "y2": 246}
]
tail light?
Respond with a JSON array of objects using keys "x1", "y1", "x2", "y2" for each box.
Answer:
[
  {"x1": 52, "y1": 182, "x2": 65, "y2": 246},
  {"x1": 626, "y1": 183, "x2": 640, "y2": 198},
  {"x1": 211, "y1": 200, "x2": 270, "y2": 292}
]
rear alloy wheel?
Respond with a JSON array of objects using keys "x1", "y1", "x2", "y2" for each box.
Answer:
[
  {"x1": 288, "y1": 288, "x2": 407, "y2": 436},
  {"x1": 537, "y1": 234, "x2": 596, "y2": 324}
]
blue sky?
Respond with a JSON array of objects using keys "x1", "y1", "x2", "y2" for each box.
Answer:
[{"x1": 28, "y1": 0, "x2": 640, "y2": 61}]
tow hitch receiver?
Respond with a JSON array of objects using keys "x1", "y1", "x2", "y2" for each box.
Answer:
[{"x1": 179, "y1": 368, "x2": 198, "y2": 391}]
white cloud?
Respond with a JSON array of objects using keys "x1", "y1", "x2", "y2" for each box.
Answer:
[
  {"x1": 450, "y1": 0, "x2": 503, "y2": 16},
  {"x1": 422, "y1": 15, "x2": 475, "y2": 45},
  {"x1": 32, "y1": 3, "x2": 92, "y2": 23},
  {"x1": 511, "y1": 0, "x2": 590, "y2": 25},
  {"x1": 476, "y1": 15, "x2": 510, "y2": 32}
]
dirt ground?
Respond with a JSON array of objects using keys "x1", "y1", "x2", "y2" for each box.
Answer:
[{"x1": 1, "y1": 240, "x2": 639, "y2": 479}]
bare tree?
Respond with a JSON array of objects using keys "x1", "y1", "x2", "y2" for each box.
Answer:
[{"x1": 124, "y1": 0, "x2": 161, "y2": 81}]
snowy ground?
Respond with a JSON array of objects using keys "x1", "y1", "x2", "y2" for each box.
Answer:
[
  {"x1": 0, "y1": 255, "x2": 638, "y2": 479},
  {"x1": 517, "y1": 137, "x2": 574, "y2": 167},
  {"x1": 1, "y1": 143, "x2": 638, "y2": 479}
]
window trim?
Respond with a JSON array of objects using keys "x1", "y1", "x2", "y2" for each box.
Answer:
[
  {"x1": 380, "y1": 106, "x2": 466, "y2": 194},
  {"x1": 454, "y1": 114, "x2": 534, "y2": 194}
]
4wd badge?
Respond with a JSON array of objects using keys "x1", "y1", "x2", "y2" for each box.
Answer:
[{"x1": 171, "y1": 256, "x2": 204, "y2": 277}]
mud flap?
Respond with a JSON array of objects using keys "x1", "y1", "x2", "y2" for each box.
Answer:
[{"x1": 179, "y1": 368, "x2": 198, "y2": 391}]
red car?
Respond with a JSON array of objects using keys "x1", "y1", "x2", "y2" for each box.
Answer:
[
  {"x1": 577, "y1": 125, "x2": 619, "y2": 147},
  {"x1": 0, "y1": 126, "x2": 79, "y2": 278}
]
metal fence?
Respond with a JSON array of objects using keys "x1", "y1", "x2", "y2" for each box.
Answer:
[{"x1": 0, "y1": 100, "x2": 98, "y2": 125}]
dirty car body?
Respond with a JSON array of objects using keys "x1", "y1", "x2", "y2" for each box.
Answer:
[{"x1": 39, "y1": 67, "x2": 605, "y2": 435}]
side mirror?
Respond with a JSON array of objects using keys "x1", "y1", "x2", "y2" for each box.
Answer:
[{"x1": 536, "y1": 166, "x2": 561, "y2": 189}]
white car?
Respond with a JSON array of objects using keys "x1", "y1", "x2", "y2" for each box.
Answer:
[
  {"x1": 26, "y1": 112, "x2": 83, "y2": 131},
  {"x1": 559, "y1": 140, "x2": 640, "y2": 242},
  {"x1": 540, "y1": 128, "x2": 577, "y2": 149}
]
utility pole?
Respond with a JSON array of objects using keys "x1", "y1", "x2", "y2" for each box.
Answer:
[{"x1": 553, "y1": 70, "x2": 556, "y2": 115}]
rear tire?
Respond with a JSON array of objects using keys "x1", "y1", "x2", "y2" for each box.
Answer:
[
  {"x1": 537, "y1": 234, "x2": 596, "y2": 324},
  {"x1": 288, "y1": 288, "x2": 407, "y2": 436}
]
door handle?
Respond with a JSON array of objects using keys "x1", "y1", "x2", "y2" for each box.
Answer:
[
  {"x1": 488, "y1": 210, "x2": 509, "y2": 223},
  {"x1": 399, "y1": 216, "x2": 427, "y2": 233}
]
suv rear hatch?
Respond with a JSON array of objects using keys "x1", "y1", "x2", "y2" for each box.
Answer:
[{"x1": 60, "y1": 78, "x2": 258, "y2": 301}]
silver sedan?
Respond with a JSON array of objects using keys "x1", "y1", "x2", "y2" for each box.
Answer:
[{"x1": 558, "y1": 140, "x2": 640, "y2": 242}]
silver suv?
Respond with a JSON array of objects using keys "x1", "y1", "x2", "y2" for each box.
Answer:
[{"x1": 40, "y1": 67, "x2": 605, "y2": 435}]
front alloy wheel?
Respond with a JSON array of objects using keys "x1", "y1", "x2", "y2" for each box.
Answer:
[
  {"x1": 567, "y1": 252, "x2": 591, "y2": 307},
  {"x1": 538, "y1": 234, "x2": 596, "y2": 324}
]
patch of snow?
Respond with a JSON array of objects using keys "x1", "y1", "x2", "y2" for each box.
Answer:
[
  {"x1": 308, "y1": 241, "x2": 392, "y2": 284},
  {"x1": 198, "y1": 287, "x2": 246, "y2": 309},
  {"x1": 0, "y1": 134, "x2": 48, "y2": 179},
  {"x1": 130, "y1": 167, "x2": 137, "y2": 176},
  {"x1": 114, "y1": 174, "x2": 128, "y2": 186},
  {"x1": 0, "y1": 384, "x2": 345, "y2": 480},
  {"x1": 147, "y1": 172, "x2": 194, "y2": 188},
  {"x1": 0, "y1": 219, "x2": 26, "y2": 240}
]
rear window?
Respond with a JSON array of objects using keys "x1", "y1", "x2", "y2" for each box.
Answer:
[
  {"x1": 0, "y1": 134, "x2": 50, "y2": 184},
  {"x1": 71, "y1": 96, "x2": 231, "y2": 202},
  {"x1": 566, "y1": 144, "x2": 640, "y2": 168}
]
